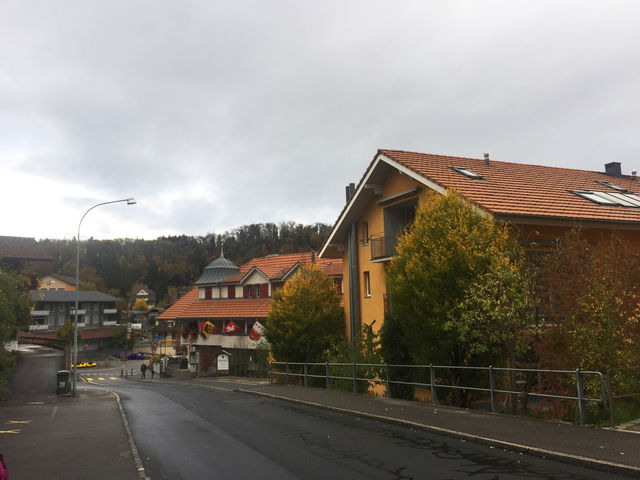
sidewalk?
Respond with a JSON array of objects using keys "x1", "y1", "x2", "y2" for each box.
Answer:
[
  {"x1": 233, "y1": 382, "x2": 640, "y2": 477},
  {"x1": 0, "y1": 346, "x2": 144, "y2": 480}
]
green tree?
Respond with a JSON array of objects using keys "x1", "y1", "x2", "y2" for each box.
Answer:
[
  {"x1": 384, "y1": 191, "x2": 524, "y2": 367},
  {"x1": 266, "y1": 264, "x2": 345, "y2": 362},
  {"x1": 0, "y1": 268, "x2": 30, "y2": 343},
  {"x1": 111, "y1": 324, "x2": 136, "y2": 351},
  {"x1": 447, "y1": 254, "x2": 538, "y2": 370}
]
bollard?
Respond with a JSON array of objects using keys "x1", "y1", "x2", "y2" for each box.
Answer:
[
  {"x1": 326, "y1": 362, "x2": 330, "y2": 390},
  {"x1": 576, "y1": 369, "x2": 586, "y2": 425},
  {"x1": 489, "y1": 366, "x2": 497, "y2": 413},
  {"x1": 430, "y1": 365, "x2": 438, "y2": 405},
  {"x1": 386, "y1": 364, "x2": 390, "y2": 398},
  {"x1": 121, "y1": 369, "x2": 123, "y2": 379},
  {"x1": 352, "y1": 362, "x2": 357, "y2": 393},
  {"x1": 304, "y1": 362, "x2": 308, "y2": 387}
]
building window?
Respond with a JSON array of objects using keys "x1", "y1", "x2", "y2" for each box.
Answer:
[
  {"x1": 362, "y1": 222, "x2": 369, "y2": 245},
  {"x1": 364, "y1": 271, "x2": 371, "y2": 297},
  {"x1": 255, "y1": 284, "x2": 260, "y2": 298},
  {"x1": 228, "y1": 286, "x2": 235, "y2": 299},
  {"x1": 334, "y1": 278, "x2": 343, "y2": 295},
  {"x1": 205, "y1": 287, "x2": 212, "y2": 300}
]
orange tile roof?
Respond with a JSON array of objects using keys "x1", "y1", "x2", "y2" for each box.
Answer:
[
  {"x1": 159, "y1": 254, "x2": 343, "y2": 321},
  {"x1": 159, "y1": 287, "x2": 273, "y2": 320},
  {"x1": 223, "y1": 252, "x2": 338, "y2": 283},
  {"x1": 321, "y1": 261, "x2": 343, "y2": 276},
  {"x1": 380, "y1": 149, "x2": 640, "y2": 223}
]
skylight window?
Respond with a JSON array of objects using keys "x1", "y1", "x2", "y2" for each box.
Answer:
[
  {"x1": 572, "y1": 190, "x2": 640, "y2": 207},
  {"x1": 595, "y1": 180, "x2": 628, "y2": 192},
  {"x1": 451, "y1": 166, "x2": 483, "y2": 180}
]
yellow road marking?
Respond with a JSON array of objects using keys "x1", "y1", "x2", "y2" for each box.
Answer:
[
  {"x1": 98, "y1": 377, "x2": 105, "y2": 381},
  {"x1": 0, "y1": 429, "x2": 21, "y2": 434},
  {"x1": 8, "y1": 420, "x2": 31, "y2": 424},
  {"x1": 109, "y1": 377, "x2": 118, "y2": 380},
  {"x1": 86, "y1": 378, "x2": 94, "y2": 381},
  {"x1": 27, "y1": 402, "x2": 44, "y2": 405}
]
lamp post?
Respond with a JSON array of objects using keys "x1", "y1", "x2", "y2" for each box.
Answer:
[{"x1": 72, "y1": 198, "x2": 136, "y2": 397}]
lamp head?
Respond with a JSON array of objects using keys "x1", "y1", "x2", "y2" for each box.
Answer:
[{"x1": 126, "y1": 198, "x2": 136, "y2": 205}]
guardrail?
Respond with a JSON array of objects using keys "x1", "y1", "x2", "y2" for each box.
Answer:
[{"x1": 269, "y1": 362, "x2": 616, "y2": 425}]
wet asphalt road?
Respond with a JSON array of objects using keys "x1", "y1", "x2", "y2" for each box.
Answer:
[{"x1": 100, "y1": 374, "x2": 631, "y2": 480}]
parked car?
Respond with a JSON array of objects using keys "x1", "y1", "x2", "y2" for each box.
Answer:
[{"x1": 126, "y1": 352, "x2": 145, "y2": 360}]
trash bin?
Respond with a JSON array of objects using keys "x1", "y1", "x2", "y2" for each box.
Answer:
[{"x1": 56, "y1": 370, "x2": 71, "y2": 395}]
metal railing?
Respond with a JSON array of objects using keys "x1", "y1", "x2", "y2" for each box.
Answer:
[
  {"x1": 270, "y1": 362, "x2": 614, "y2": 425},
  {"x1": 369, "y1": 235, "x2": 397, "y2": 261}
]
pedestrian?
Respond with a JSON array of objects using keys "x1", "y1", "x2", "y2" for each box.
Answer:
[
  {"x1": 150, "y1": 362, "x2": 155, "y2": 379},
  {"x1": 0, "y1": 454, "x2": 8, "y2": 480},
  {"x1": 140, "y1": 362, "x2": 147, "y2": 379}
]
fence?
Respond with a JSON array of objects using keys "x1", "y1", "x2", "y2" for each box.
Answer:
[{"x1": 269, "y1": 362, "x2": 639, "y2": 426}]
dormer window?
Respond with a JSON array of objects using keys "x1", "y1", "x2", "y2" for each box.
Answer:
[
  {"x1": 572, "y1": 190, "x2": 640, "y2": 207},
  {"x1": 595, "y1": 180, "x2": 628, "y2": 192},
  {"x1": 451, "y1": 166, "x2": 483, "y2": 180}
]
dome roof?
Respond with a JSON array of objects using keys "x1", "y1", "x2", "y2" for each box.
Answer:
[{"x1": 194, "y1": 251, "x2": 240, "y2": 285}]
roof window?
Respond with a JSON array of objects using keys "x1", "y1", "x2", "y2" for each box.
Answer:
[
  {"x1": 595, "y1": 180, "x2": 628, "y2": 192},
  {"x1": 451, "y1": 166, "x2": 483, "y2": 180},
  {"x1": 572, "y1": 190, "x2": 640, "y2": 207}
]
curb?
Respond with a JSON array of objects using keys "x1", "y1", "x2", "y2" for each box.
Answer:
[
  {"x1": 113, "y1": 391, "x2": 150, "y2": 480},
  {"x1": 238, "y1": 388, "x2": 640, "y2": 478}
]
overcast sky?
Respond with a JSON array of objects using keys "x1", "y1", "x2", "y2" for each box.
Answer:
[{"x1": 2, "y1": 1, "x2": 640, "y2": 240}]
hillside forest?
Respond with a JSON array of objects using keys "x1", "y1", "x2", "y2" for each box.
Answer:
[{"x1": 27, "y1": 222, "x2": 332, "y2": 307}]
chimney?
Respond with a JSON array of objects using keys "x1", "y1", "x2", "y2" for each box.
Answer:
[
  {"x1": 605, "y1": 162, "x2": 622, "y2": 178},
  {"x1": 484, "y1": 153, "x2": 490, "y2": 166},
  {"x1": 633, "y1": 170, "x2": 637, "y2": 181},
  {"x1": 345, "y1": 183, "x2": 356, "y2": 203}
]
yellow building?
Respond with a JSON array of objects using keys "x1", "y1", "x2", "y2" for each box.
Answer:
[{"x1": 320, "y1": 149, "x2": 640, "y2": 343}]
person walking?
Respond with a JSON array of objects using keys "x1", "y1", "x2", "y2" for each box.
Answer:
[
  {"x1": 140, "y1": 363, "x2": 147, "y2": 379},
  {"x1": 150, "y1": 362, "x2": 155, "y2": 379}
]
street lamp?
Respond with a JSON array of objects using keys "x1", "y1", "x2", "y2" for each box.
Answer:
[{"x1": 72, "y1": 197, "x2": 136, "y2": 397}]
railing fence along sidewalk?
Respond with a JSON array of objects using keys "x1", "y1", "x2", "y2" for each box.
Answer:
[{"x1": 269, "y1": 362, "x2": 639, "y2": 426}]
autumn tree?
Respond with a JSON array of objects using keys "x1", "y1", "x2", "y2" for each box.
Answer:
[
  {"x1": 537, "y1": 230, "x2": 640, "y2": 372},
  {"x1": 57, "y1": 320, "x2": 80, "y2": 345},
  {"x1": 384, "y1": 191, "x2": 535, "y2": 368},
  {"x1": 133, "y1": 298, "x2": 148, "y2": 311},
  {"x1": 266, "y1": 264, "x2": 345, "y2": 362}
]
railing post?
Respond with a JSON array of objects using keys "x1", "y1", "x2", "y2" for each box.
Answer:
[
  {"x1": 353, "y1": 362, "x2": 357, "y2": 393},
  {"x1": 606, "y1": 370, "x2": 615, "y2": 427},
  {"x1": 131, "y1": 368, "x2": 133, "y2": 377},
  {"x1": 489, "y1": 365, "x2": 497, "y2": 413},
  {"x1": 430, "y1": 364, "x2": 437, "y2": 405},
  {"x1": 285, "y1": 362, "x2": 289, "y2": 385},
  {"x1": 386, "y1": 364, "x2": 390, "y2": 398},
  {"x1": 304, "y1": 362, "x2": 308, "y2": 387},
  {"x1": 325, "y1": 362, "x2": 329, "y2": 390},
  {"x1": 121, "y1": 369, "x2": 123, "y2": 379},
  {"x1": 576, "y1": 368, "x2": 586, "y2": 425}
]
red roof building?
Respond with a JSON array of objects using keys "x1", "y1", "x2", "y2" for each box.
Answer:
[{"x1": 159, "y1": 251, "x2": 342, "y2": 375}]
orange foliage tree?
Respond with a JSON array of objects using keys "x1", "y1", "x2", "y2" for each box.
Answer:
[{"x1": 536, "y1": 230, "x2": 640, "y2": 372}]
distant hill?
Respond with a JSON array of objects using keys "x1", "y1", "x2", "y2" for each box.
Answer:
[{"x1": 35, "y1": 222, "x2": 332, "y2": 306}]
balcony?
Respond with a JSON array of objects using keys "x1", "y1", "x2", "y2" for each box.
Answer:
[
  {"x1": 370, "y1": 234, "x2": 398, "y2": 262},
  {"x1": 30, "y1": 310, "x2": 50, "y2": 317},
  {"x1": 103, "y1": 321, "x2": 117, "y2": 326},
  {"x1": 103, "y1": 309, "x2": 117, "y2": 314},
  {"x1": 28, "y1": 324, "x2": 50, "y2": 331}
]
